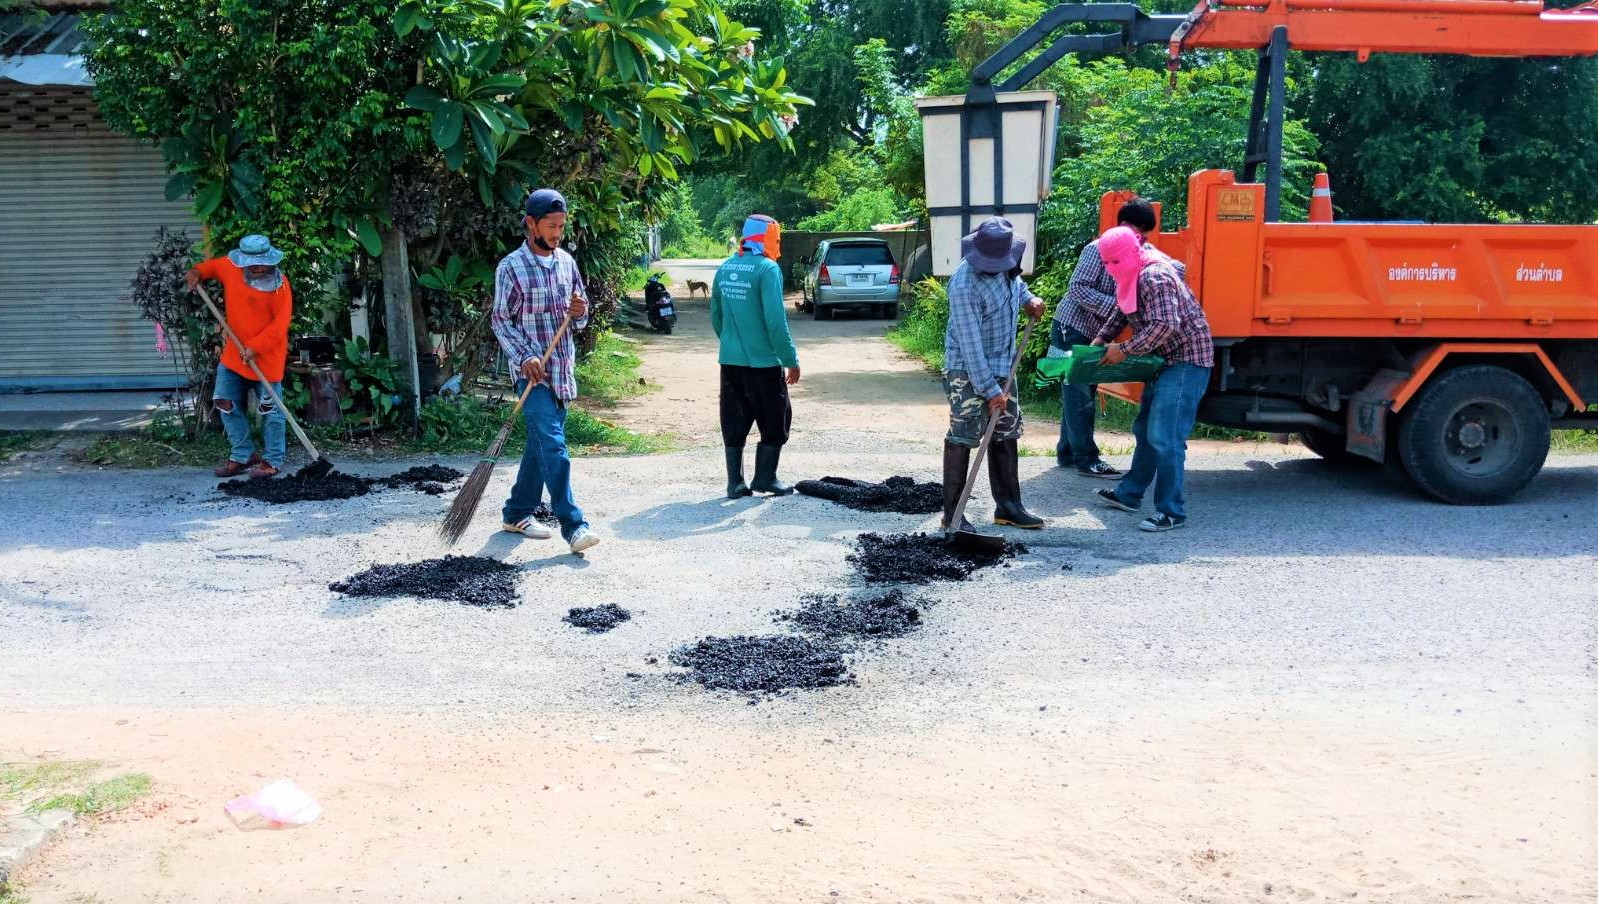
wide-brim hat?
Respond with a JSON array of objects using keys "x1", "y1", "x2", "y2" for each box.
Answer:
[
  {"x1": 227, "y1": 234, "x2": 284, "y2": 268},
  {"x1": 961, "y1": 216, "x2": 1025, "y2": 274}
]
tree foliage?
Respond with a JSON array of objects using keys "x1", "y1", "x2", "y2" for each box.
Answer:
[
  {"x1": 84, "y1": 0, "x2": 811, "y2": 360},
  {"x1": 1298, "y1": 51, "x2": 1598, "y2": 224}
]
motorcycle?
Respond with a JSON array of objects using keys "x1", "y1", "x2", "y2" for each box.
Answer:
[{"x1": 643, "y1": 273, "x2": 677, "y2": 335}]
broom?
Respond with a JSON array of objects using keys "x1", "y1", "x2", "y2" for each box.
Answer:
[{"x1": 440, "y1": 310, "x2": 576, "y2": 546}]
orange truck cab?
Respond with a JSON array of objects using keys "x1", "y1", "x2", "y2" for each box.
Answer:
[{"x1": 1097, "y1": 176, "x2": 1598, "y2": 504}]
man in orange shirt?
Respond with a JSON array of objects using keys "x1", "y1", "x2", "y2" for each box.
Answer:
[{"x1": 185, "y1": 235, "x2": 294, "y2": 479}]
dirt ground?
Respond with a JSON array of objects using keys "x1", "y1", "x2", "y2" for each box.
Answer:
[
  {"x1": 610, "y1": 280, "x2": 950, "y2": 449},
  {"x1": 3, "y1": 281, "x2": 1596, "y2": 903}
]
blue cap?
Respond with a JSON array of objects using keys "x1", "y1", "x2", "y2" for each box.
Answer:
[{"x1": 525, "y1": 189, "x2": 567, "y2": 220}]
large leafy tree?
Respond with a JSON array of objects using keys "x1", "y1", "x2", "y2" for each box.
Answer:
[
  {"x1": 84, "y1": 0, "x2": 810, "y2": 362},
  {"x1": 1297, "y1": 50, "x2": 1598, "y2": 224}
]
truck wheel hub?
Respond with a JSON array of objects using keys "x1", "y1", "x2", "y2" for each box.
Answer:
[{"x1": 1455, "y1": 420, "x2": 1487, "y2": 450}]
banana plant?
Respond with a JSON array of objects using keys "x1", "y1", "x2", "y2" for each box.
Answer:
[
  {"x1": 403, "y1": 35, "x2": 529, "y2": 172},
  {"x1": 161, "y1": 120, "x2": 263, "y2": 218}
]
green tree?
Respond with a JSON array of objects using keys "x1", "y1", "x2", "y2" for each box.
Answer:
[
  {"x1": 84, "y1": 0, "x2": 811, "y2": 375},
  {"x1": 1298, "y1": 51, "x2": 1598, "y2": 224}
]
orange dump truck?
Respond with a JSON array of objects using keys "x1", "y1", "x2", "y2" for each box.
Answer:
[
  {"x1": 943, "y1": 0, "x2": 1598, "y2": 503},
  {"x1": 1100, "y1": 175, "x2": 1598, "y2": 504}
]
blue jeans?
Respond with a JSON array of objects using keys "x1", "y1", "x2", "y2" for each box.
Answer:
[
  {"x1": 213, "y1": 364, "x2": 286, "y2": 467},
  {"x1": 1051, "y1": 321, "x2": 1101, "y2": 469},
  {"x1": 502, "y1": 381, "x2": 588, "y2": 541},
  {"x1": 1115, "y1": 363, "x2": 1211, "y2": 519}
]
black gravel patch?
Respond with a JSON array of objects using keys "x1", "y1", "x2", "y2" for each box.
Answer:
[
  {"x1": 795, "y1": 475, "x2": 942, "y2": 515},
  {"x1": 668, "y1": 635, "x2": 854, "y2": 694},
  {"x1": 848, "y1": 531, "x2": 1023, "y2": 585},
  {"x1": 218, "y1": 465, "x2": 463, "y2": 504},
  {"x1": 328, "y1": 555, "x2": 520, "y2": 608},
  {"x1": 776, "y1": 589, "x2": 926, "y2": 640},
  {"x1": 563, "y1": 603, "x2": 632, "y2": 633}
]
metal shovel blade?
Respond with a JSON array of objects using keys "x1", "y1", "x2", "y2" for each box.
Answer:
[{"x1": 946, "y1": 524, "x2": 1008, "y2": 555}]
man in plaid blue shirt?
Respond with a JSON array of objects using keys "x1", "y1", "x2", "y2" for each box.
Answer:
[
  {"x1": 1051, "y1": 198, "x2": 1180, "y2": 479},
  {"x1": 941, "y1": 217, "x2": 1046, "y2": 531},
  {"x1": 490, "y1": 188, "x2": 600, "y2": 555}
]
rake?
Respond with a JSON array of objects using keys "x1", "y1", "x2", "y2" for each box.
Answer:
[{"x1": 440, "y1": 310, "x2": 576, "y2": 546}]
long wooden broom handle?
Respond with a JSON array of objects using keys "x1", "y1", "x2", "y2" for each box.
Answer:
[
  {"x1": 485, "y1": 309, "x2": 577, "y2": 459},
  {"x1": 193, "y1": 282, "x2": 324, "y2": 463}
]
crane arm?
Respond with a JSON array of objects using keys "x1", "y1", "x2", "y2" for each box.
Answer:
[{"x1": 1172, "y1": 0, "x2": 1598, "y2": 61}]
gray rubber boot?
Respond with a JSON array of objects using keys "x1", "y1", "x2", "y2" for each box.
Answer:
[
  {"x1": 941, "y1": 441, "x2": 974, "y2": 531},
  {"x1": 989, "y1": 438, "x2": 1044, "y2": 529},
  {"x1": 725, "y1": 446, "x2": 752, "y2": 498},
  {"x1": 750, "y1": 444, "x2": 794, "y2": 496}
]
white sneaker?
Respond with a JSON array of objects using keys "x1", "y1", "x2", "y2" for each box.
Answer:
[
  {"x1": 569, "y1": 526, "x2": 601, "y2": 555},
  {"x1": 501, "y1": 518, "x2": 554, "y2": 540}
]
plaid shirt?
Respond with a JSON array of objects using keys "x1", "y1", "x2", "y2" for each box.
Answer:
[
  {"x1": 1055, "y1": 239, "x2": 1186, "y2": 339},
  {"x1": 944, "y1": 260, "x2": 1031, "y2": 400},
  {"x1": 1094, "y1": 259, "x2": 1214, "y2": 367},
  {"x1": 491, "y1": 243, "x2": 590, "y2": 401}
]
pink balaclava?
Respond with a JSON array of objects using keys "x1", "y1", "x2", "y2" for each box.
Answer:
[{"x1": 1098, "y1": 226, "x2": 1148, "y2": 315}]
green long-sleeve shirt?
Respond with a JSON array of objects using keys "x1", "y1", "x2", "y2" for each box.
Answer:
[{"x1": 710, "y1": 253, "x2": 799, "y2": 369}]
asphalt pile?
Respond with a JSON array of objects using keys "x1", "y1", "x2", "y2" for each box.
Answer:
[
  {"x1": 795, "y1": 476, "x2": 942, "y2": 515},
  {"x1": 667, "y1": 635, "x2": 854, "y2": 694},
  {"x1": 848, "y1": 531, "x2": 1023, "y2": 585},
  {"x1": 328, "y1": 555, "x2": 520, "y2": 609},
  {"x1": 777, "y1": 589, "x2": 926, "y2": 641},
  {"x1": 219, "y1": 464, "x2": 463, "y2": 504},
  {"x1": 564, "y1": 603, "x2": 632, "y2": 633}
]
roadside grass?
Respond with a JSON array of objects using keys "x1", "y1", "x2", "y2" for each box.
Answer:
[
  {"x1": 72, "y1": 330, "x2": 672, "y2": 469},
  {"x1": 1, "y1": 759, "x2": 151, "y2": 818},
  {"x1": 0, "y1": 432, "x2": 51, "y2": 463},
  {"x1": 574, "y1": 332, "x2": 660, "y2": 408},
  {"x1": 0, "y1": 761, "x2": 152, "y2": 903},
  {"x1": 28, "y1": 774, "x2": 152, "y2": 819}
]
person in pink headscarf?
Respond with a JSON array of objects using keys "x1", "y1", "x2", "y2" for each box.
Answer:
[
  {"x1": 1051, "y1": 198, "x2": 1178, "y2": 479},
  {"x1": 1089, "y1": 225, "x2": 1215, "y2": 532}
]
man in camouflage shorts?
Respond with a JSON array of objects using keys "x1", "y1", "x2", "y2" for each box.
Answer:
[{"x1": 941, "y1": 217, "x2": 1046, "y2": 530}]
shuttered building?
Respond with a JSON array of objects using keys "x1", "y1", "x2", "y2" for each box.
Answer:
[{"x1": 1, "y1": 15, "x2": 200, "y2": 391}]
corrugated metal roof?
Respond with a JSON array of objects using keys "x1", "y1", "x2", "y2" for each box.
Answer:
[
  {"x1": 0, "y1": 13, "x2": 91, "y2": 86},
  {"x1": 0, "y1": 13, "x2": 85, "y2": 56}
]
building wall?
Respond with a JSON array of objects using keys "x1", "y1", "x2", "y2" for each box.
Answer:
[{"x1": 0, "y1": 82, "x2": 200, "y2": 391}]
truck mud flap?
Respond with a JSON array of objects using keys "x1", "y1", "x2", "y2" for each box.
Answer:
[{"x1": 1347, "y1": 369, "x2": 1410, "y2": 463}]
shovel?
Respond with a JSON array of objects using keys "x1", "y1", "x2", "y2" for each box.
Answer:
[
  {"x1": 193, "y1": 283, "x2": 334, "y2": 480},
  {"x1": 946, "y1": 315, "x2": 1037, "y2": 554}
]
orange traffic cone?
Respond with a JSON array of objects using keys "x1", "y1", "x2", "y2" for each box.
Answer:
[{"x1": 1309, "y1": 172, "x2": 1334, "y2": 223}]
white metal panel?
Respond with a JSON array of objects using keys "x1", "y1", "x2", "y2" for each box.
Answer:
[
  {"x1": 916, "y1": 90, "x2": 1058, "y2": 276},
  {"x1": 0, "y1": 84, "x2": 200, "y2": 390}
]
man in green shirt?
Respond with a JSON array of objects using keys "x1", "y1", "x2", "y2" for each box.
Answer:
[{"x1": 711, "y1": 214, "x2": 802, "y2": 498}]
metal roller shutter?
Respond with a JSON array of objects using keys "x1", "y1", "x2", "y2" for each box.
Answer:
[{"x1": 0, "y1": 83, "x2": 200, "y2": 391}]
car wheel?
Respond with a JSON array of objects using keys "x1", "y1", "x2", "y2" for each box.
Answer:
[{"x1": 1396, "y1": 364, "x2": 1550, "y2": 505}]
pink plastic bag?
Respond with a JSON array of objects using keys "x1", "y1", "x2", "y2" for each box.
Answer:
[{"x1": 224, "y1": 780, "x2": 322, "y2": 830}]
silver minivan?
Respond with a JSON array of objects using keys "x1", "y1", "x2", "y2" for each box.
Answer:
[{"x1": 799, "y1": 239, "x2": 901, "y2": 320}]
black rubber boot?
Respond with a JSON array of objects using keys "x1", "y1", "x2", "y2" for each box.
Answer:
[
  {"x1": 750, "y1": 444, "x2": 794, "y2": 496},
  {"x1": 941, "y1": 441, "x2": 974, "y2": 531},
  {"x1": 725, "y1": 446, "x2": 752, "y2": 498},
  {"x1": 989, "y1": 438, "x2": 1044, "y2": 529}
]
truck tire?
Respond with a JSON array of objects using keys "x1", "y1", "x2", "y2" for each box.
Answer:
[
  {"x1": 1396, "y1": 365, "x2": 1550, "y2": 505},
  {"x1": 1298, "y1": 426, "x2": 1370, "y2": 465}
]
